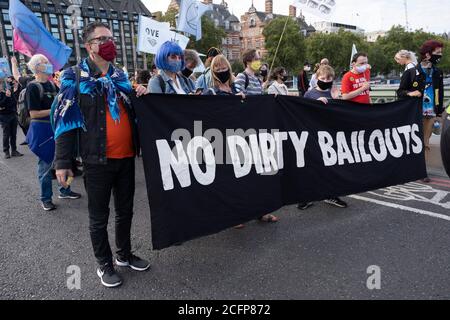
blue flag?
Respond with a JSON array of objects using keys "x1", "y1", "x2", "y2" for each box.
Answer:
[
  {"x1": 9, "y1": 0, "x2": 72, "y2": 71},
  {"x1": 177, "y1": 0, "x2": 212, "y2": 40}
]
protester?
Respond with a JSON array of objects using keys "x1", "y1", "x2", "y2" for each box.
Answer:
[
  {"x1": 309, "y1": 58, "x2": 329, "y2": 89},
  {"x1": 268, "y1": 67, "x2": 289, "y2": 96},
  {"x1": 260, "y1": 63, "x2": 270, "y2": 91},
  {"x1": 203, "y1": 54, "x2": 242, "y2": 96},
  {"x1": 234, "y1": 49, "x2": 264, "y2": 96},
  {"x1": 0, "y1": 76, "x2": 23, "y2": 159},
  {"x1": 300, "y1": 65, "x2": 348, "y2": 209},
  {"x1": 135, "y1": 69, "x2": 151, "y2": 88},
  {"x1": 234, "y1": 49, "x2": 279, "y2": 224},
  {"x1": 53, "y1": 22, "x2": 150, "y2": 288},
  {"x1": 418, "y1": 40, "x2": 445, "y2": 182},
  {"x1": 148, "y1": 41, "x2": 194, "y2": 94},
  {"x1": 341, "y1": 53, "x2": 371, "y2": 104},
  {"x1": 182, "y1": 49, "x2": 201, "y2": 81},
  {"x1": 297, "y1": 62, "x2": 311, "y2": 97},
  {"x1": 195, "y1": 47, "x2": 221, "y2": 92},
  {"x1": 25, "y1": 54, "x2": 81, "y2": 212},
  {"x1": 395, "y1": 50, "x2": 424, "y2": 100}
]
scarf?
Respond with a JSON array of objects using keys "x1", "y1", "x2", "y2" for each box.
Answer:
[{"x1": 51, "y1": 58, "x2": 132, "y2": 139}]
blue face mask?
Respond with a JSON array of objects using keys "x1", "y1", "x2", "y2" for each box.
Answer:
[
  {"x1": 40, "y1": 63, "x2": 54, "y2": 75},
  {"x1": 167, "y1": 60, "x2": 182, "y2": 73}
]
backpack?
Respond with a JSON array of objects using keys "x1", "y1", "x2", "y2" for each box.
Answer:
[
  {"x1": 17, "y1": 81, "x2": 56, "y2": 128},
  {"x1": 243, "y1": 72, "x2": 262, "y2": 91}
]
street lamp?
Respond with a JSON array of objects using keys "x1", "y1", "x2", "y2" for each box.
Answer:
[{"x1": 68, "y1": 0, "x2": 83, "y2": 63}]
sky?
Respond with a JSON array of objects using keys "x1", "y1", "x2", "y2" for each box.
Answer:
[{"x1": 142, "y1": 0, "x2": 450, "y2": 34}]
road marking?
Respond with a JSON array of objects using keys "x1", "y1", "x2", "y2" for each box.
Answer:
[{"x1": 349, "y1": 194, "x2": 450, "y2": 222}]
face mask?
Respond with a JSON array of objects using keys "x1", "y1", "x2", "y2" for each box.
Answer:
[
  {"x1": 250, "y1": 60, "x2": 262, "y2": 72},
  {"x1": 215, "y1": 70, "x2": 230, "y2": 84},
  {"x1": 181, "y1": 68, "x2": 193, "y2": 78},
  {"x1": 39, "y1": 63, "x2": 54, "y2": 75},
  {"x1": 97, "y1": 41, "x2": 117, "y2": 62},
  {"x1": 167, "y1": 60, "x2": 182, "y2": 73},
  {"x1": 430, "y1": 54, "x2": 443, "y2": 65},
  {"x1": 260, "y1": 69, "x2": 268, "y2": 77},
  {"x1": 317, "y1": 80, "x2": 333, "y2": 90},
  {"x1": 355, "y1": 65, "x2": 367, "y2": 74},
  {"x1": 281, "y1": 75, "x2": 288, "y2": 82},
  {"x1": 304, "y1": 66, "x2": 311, "y2": 72}
]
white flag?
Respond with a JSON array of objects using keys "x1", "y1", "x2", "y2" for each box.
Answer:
[
  {"x1": 292, "y1": 0, "x2": 336, "y2": 19},
  {"x1": 350, "y1": 43, "x2": 358, "y2": 70},
  {"x1": 137, "y1": 16, "x2": 189, "y2": 54},
  {"x1": 177, "y1": 0, "x2": 212, "y2": 40}
]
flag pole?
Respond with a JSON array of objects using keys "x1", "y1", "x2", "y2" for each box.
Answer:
[{"x1": 269, "y1": 16, "x2": 290, "y2": 76}]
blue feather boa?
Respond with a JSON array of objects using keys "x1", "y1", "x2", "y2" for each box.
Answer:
[{"x1": 51, "y1": 59, "x2": 132, "y2": 139}]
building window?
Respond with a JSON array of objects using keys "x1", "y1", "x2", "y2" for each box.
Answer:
[
  {"x1": 49, "y1": 14, "x2": 58, "y2": 26},
  {"x1": 31, "y1": 1, "x2": 40, "y2": 11},
  {"x1": 2, "y1": 8, "x2": 9, "y2": 22}
]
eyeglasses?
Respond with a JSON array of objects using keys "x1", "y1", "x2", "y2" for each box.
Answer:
[{"x1": 88, "y1": 36, "x2": 116, "y2": 44}]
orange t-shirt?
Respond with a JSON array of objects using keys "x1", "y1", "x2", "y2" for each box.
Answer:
[
  {"x1": 341, "y1": 69, "x2": 371, "y2": 104},
  {"x1": 105, "y1": 99, "x2": 135, "y2": 159}
]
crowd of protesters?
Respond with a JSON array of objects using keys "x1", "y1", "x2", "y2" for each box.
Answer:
[{"x1": 0, "y1": 18, "x2": 446, "y2": 288}]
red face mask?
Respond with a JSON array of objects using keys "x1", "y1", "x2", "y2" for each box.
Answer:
[{"x1": 97, "y1": 41, "x2": 117, "y2": 62}]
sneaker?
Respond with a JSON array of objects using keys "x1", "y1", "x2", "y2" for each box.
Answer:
[
  {"x1": 115, "y1": 254, "x2": 151, "y2": 272},
  {"x1": 58, "y1": 191, "x2": 82, "y2": 200},
  {"x1": 4, "y1": 152, "x2": 11, "y2": 159},
  {"x1": 324, "y1": 198, "x2": 348, "y2": 208},
  {"x1": 97, "y1": 263, "x2": 123, "y2": 288},
  {"x1": 297, "y1": 202, "x2": 314, "y2": 210},
  {"x1": 422, "y1": 177, "x2": 431, "y2": 183},
  {"x1": 11, "y1": 150, "x2": 23, "y2": 157},
  {"x1": 41, "y1": 201, "x2": 57, "y2": 211}
]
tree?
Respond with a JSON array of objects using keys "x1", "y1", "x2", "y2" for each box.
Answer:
[
  {"x1": 186, "y1": 16, "x2": 226, "y2": 55},
  {"x1": 305, "y1": 29, "x2": 367, "y2": 76},
  {"x1": 263, "y1": 17, "x2": 307, "y2": 74}
]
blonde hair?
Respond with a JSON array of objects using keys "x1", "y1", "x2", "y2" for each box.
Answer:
[
  {"x1": 27, "y1": 54, "x2": 50, "y2": 75},
  {"x1": 395, "y1": 50, "x2": 418, "y2": 65},
  {"x1": 210, "y1": 54, "x2": 234, "y2": 87},
  {"x1": 316, "y1": 65, "x2": 335, "y2": 80}
]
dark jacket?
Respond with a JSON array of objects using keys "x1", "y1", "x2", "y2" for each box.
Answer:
[
  {"x1": 0, "y1": 91, "x2": 17, "y2": 115},
  {"x1": 417, "y1": 64, "x2": 445, "y2": 116},
  {"x1": 54, "y1": 58, "x2": 139, "y2": 170},
  {"x1": 297, "y1": 71, "x2": 309, "y2": 96},
  {"x1": 397, "y1": 67, "x2": 425, "y2": 100}
]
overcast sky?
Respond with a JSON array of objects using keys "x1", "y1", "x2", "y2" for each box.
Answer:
[{"x1": 142, "y1": 0, "x2": 449, "y2": 34}]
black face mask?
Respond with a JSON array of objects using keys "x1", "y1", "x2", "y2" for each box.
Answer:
[
  {"x1": 260, "y1": 69, "x2": 268, "y2": 77},
  {"x1": 429, "y1": 54, "x2": 443, "y2": 65},
  {"x1": 317, "y1": 80, "x2": 333, "y2": 90},
  {"x1": 215, "y1": 70, "x2": 230, "y2": 84},
  {"x1": 181, "y1": 68, "x2": 194, "y2": 78},
  {"x1": 281, "y1": 76, "x2": 288, "y2": 82}
]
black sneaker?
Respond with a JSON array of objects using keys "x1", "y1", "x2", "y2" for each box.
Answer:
[
  {"x1": 97, "y1": 263, "x2": 123, "y2": 288},
  {"x1": 4, "y1": 152, "x2": 11, "y2": 159},
  {"x1": 115, "y1": 254, "x2": 151, "y2": 272},
  {"x1": 41, "y1": 201, "x2": 57, "y2": 211},
  {"x1": 297, "y1": 202, "x2": 314, "y2": 210},
  {"x1": 324, "y1": 198, "x2": 348, "y2": 208},
  {"x1": 11, "y1": 150, "x2": 23, "y2": 157},
  {"x1": 58, "y1": 191, "x2": 82, "y2": 200},
  {"x1": 20, "y1": 141, "x2": 28, "y2": 146}
]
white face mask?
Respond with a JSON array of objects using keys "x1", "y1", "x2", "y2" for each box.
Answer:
[
  {"x1": 355, "y1": 65, "x2": 367, "y2": 74},
  {"x1": 304, "y1": 66, "x2": 311, "y2": 72}
]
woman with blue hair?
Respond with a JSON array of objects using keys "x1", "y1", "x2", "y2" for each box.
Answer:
[{"x1": 148, "y1": 41, "x2": 194, "y2": 94}]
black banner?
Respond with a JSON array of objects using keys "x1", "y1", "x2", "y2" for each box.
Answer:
[{"x1": 132, "y1": 94, "x2": 426, "y2": 250}]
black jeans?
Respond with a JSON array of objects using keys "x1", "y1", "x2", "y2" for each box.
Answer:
[
  {"x1": 0, "y1": 114, "x2": 18, "y2": 153},
  {"x1": 84, "y1": 158, "x2": 135, "y2": 266}
]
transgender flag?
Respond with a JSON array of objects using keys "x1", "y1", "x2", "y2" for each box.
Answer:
[{"x1": 9, "y1": 0, "x2": 72, "y2": 71}]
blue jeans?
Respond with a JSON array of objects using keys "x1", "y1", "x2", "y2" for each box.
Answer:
[{"x1": 37, "y1": 159, "x2": 71, "y2": 203}]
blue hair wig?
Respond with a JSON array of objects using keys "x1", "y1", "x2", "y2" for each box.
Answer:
[{"x1": 155, "y1": 41, "x2": 185, "y2": 72}]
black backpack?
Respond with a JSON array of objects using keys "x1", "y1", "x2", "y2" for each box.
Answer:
[{"x1": 17, "y1": 81, "x2": 56, "y2": 128}]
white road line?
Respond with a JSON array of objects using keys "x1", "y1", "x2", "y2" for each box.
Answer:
[{"x1": 349, "y1": 195, "x2": 450, "y2": 222}]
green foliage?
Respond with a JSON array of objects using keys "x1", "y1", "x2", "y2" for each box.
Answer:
[
  {"x1": 186, "y1": 16, "x2": 226, "y2": 55},
  {"x1": 302, "y1": 25, "x2": 450, "y2": 77},
  {"x1": 263, "y1": 17, "x2": 307, "y2": 74},
  {"x1": 231, "y1": 60, "x2": 244, "y2": 74}
]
